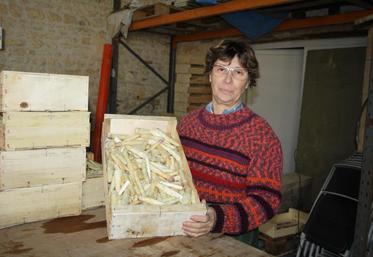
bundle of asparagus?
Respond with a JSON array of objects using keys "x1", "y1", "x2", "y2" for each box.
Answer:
[
  {"x1": 105, "y1": 128, "x2": 195, "y2": 206},
  {"x1": 86, "y1": 159, "x2": 103, "y2": 178}
]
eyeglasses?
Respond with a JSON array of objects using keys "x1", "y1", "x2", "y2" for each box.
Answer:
[{"x1": 212, "y1": 64, "x2": 248, "y2": 81}]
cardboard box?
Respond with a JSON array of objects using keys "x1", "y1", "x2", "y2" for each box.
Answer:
[
  {"x1": 259, "y1": 208, "x2": 308, "y2": 238},
  {"x1": 0, "y1": 111, "x2": 90, "y2": 150},
  {"x1": 0, "y1": 71, "x2": 88, "y2": 111},
  {"x1": 0, "y1": 147, "x2": 86, "y2": 190},
  {"x1": 102, "y1": 114, "x2": 206, "y2": 239}
]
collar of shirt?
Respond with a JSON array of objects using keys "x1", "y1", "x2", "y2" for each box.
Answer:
[{"x1": 205, "y1": 102, "x2": 244, "y2": 115}]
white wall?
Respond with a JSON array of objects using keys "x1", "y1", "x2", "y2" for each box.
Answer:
[
  {"x1": 248, "y1": 37, "x2": 367, "y2": 175},
  {"x1": 247, "y1": 49, "x2": 304, "y2": 174}
]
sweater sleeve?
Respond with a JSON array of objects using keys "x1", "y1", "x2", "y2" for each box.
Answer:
[{"x1": 210, "y1": 123, "x2": 283, "y2": 235}]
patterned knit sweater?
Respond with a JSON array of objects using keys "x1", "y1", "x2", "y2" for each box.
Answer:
[{"x1": 177, "y1": 107, "x2": 283, "y2": 235}]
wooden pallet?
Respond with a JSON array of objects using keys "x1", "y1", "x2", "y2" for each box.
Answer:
[{"x1": 187, "y1": 64, "x2": 211, "y2": 112}]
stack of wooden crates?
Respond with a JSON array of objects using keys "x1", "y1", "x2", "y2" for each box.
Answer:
[{"x1": 0, "y1": 71, "x2": 90, "y2": 228}]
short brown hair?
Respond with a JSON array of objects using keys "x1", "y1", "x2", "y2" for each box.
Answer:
[{"x1": 205, "y1": 39, "x2": 259, "y2": 87}]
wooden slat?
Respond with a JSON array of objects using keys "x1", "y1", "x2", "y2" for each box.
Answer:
[
  {"x1": 82, "y1": 177, "x2": 105, "y2": 210},
  {"x1": 174, "y1": 9, "x2": 373, "y2": 43},
  {"x1": 1, "y1": 112, "x2": 90, "y2": 150},
  {"x1": 188, "y1": 94, "x2": 211, "y2": 104},
  {"x1": 187, "y1": 104, "x2": 205, "y2": 112},
  {"x1": 0, "y1": 71, "x2": 88, "y2": 112},
  {"x1": 0, "y1": 147, "x2": 86, "y2": 190},
  {"x1": 190, "y1": 75, "x2": 209, "y2": 84},
  {"x1": 190, "y1": 65, "x2": 206, "y2": 75},
  {"x1": 0, "y1": 182, "x2": 82, "y2": 229},
  {"x1": 189, "y1": 86, "x2": 212, "y2": 94},
  {"x1": 129, "y1": 0, "x2": 296, "y2": 31}
]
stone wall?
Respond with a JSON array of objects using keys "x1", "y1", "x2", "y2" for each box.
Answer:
[
  {"x1": 117, "y1": 31, "x2": 170, "y2": 115},
  {"x1": 0, "y1": 0, "x2": 171, "y2": 121},
  {"x1": 0, "y1": 0, "x2": 112, "y2": 116}
]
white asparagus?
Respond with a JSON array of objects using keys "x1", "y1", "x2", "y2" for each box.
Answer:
[
  {"x1": 160, "y1": 144, "x2": 181, "y2": 164},
  {"x1": 156, "y1": 183, "x2": 183, "y2": 200},
  {"x1": 152, "y1": 169, "x2": 172, "y2": 181},
  {"x1": 160, "y1": 181, "x2": 183, "y2": 190},
  {"x1": 150, "y1": 128, "x2": 180, "y2": 147},
  {"x1": 105, "y1": 128, "x2": 195, "y2": 206},
  {"x1": 150, "y1": 161, "x2": 173, "y2": 173},
  {"x1": 118, "y1": 180, "x2": 130, "y2": 195},
  {"x1": 127, "y1": 147, "x2": 151, "y2": 180},
  {"x1": 114, "y1": 136, "x2": 122, "y2": 144},
  {"x1": 114, "y1": 169, "x2": 122, "y2": 193}
]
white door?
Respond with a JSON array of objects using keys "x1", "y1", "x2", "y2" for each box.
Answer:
[{"x1": 247, "y1": 49, "x2": 304, "y2": 174}]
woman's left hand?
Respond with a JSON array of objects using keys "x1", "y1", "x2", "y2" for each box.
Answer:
[{"x1": 182, "y1": 206, "x2": 216, "y2": 237}]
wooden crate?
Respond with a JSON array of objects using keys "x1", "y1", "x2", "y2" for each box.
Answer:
[
  {"x1": 0, "y1": 111, "x2": 90, "y2": 150},
  {"x1": 0, "y1": 71, "x2": 88, "y2": 111},
  {"x1": 0, "y1": 182, "x2": 82, "y2": 229},
  {"x1": 102, "y1": 114, "x2": 206, "y2": 239},
  {"x1": 0, "y1": 147, "x2": 86, "y2": 190},
  {"x1": 259, "y1": 208, "x2": 308, "y2": 238},
  {"x1": 82, "y1": 176, "x2": 105, "y2": 210},
  {"x1": 132, "y1": 3, "x2": 170, "y2": 21}
]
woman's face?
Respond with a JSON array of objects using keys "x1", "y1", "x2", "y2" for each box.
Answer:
[{"x1": 210, "y1": 55, "x2": 249, "y2": 109}]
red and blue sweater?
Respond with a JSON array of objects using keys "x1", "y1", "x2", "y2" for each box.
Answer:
[{"x1": 177, "y1": 107, "x2": 283, "y2": 235}]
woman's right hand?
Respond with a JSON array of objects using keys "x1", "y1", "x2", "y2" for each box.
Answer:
[{"x1": 182, "y1": 205, "x2": 216, "y2": 237}]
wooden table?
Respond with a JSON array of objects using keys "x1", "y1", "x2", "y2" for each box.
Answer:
[{"x1": 0, "y1": 207, "x2": 272, "y2": 257}]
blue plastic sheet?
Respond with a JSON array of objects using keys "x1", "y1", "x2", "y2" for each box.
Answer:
[
  {"x1": 196, "y1": 0, "x2": 218, "y2": 4},
  {"x1": 195, "y1": 0, "x2": 286, "y2": 40},
  {"x1": 222, "y1": 11, "x2": 284, "y2": 40}
]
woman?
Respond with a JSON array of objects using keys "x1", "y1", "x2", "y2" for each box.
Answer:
[{"x1": 177, "y1": 39, "x2": 283, "y2": 238}]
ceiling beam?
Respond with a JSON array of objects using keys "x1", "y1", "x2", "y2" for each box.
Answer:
[
  {"x1": 173, "y1": 9, "x2": 373, "y2": 43},
  {"x1": 260, "y1": 0, "x2": 337, "y2": 14},
  {"x1": 345, "y1": 0, "x2": 373, "y2": 9},
  {"x1": 129, "y1": 0, "x2": 298, "y2": 31}
]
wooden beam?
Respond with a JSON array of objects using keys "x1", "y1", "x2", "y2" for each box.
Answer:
[
  {"x1": 174, "y1": 28, "x2": 241, "y2": 43},
  {"x1": 345, "y1": 0, "x2": 373, "y2": 9},
  {"x1": 276, "y1": 9, "x2": 373, "y2": 30},
  {"x1": 129, "y1": 0, "x2": 296, "y2": 31},
  {"x1": 174, "y1": 9, "x2": 373, "y2": 43}
]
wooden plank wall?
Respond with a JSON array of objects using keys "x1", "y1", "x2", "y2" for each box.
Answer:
[
  {"x1": 174, "y1": 43, "x2": 214, "y2": 117},
  {"x1": 358, "y1": 27, "x2": 373, "y2": 152}
]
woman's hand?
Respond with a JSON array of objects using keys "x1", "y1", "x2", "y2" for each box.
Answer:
[{"x1": 182, "y1": 205, "x2": 216, "y2": 237}]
